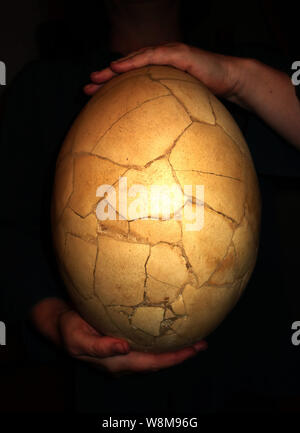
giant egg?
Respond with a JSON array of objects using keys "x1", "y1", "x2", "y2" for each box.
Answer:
[{"x1": 51, "y1": 66, "x2": 261, "y2": 352}]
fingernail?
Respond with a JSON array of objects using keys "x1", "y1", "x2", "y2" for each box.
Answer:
[
  {"x1": 114, "y1": 343, "x2": 129, "y2": 354},
  {"x1": 193, "y1": 341, "x2": 207, "y2": 352}
]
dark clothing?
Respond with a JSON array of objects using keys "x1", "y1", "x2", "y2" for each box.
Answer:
[{"x1": 1, "y1": 47, "x2": 300, "y2": 413}]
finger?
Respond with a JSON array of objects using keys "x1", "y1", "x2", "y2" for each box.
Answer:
[
  {"x1": 59, "y1": 310, "x2": 131, "y2": 358},
  {"x1": 83, "y1": 83, "x2": 102, "y2": 95},
  {"x1": 70, "y1": 332, "x2": 130, "y2": 358},
  {"x1": 110, "y1": 47, "x2": 159, "y2": 72},
  {"x1": 85, "y1": 335, "x2": 130, "y2": 358},
  {"x1": 74, "y1": 349, "x2": 193, "y2": 372},
  {"x1": 99, "y1": 342, "x2": 207, "y2": 374},
  {"x1": 109, "y1": 44, "x2": 188, "y2": 74},
  {"x1": 75, "y1": 354, "x2": 114, "y2": 372},
  {"x1": 90, "y1": 67, "x2": 118, "y2": 84}
]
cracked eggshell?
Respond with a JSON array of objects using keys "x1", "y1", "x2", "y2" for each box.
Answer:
[
  {"x1": 51, "y1": 154, "x2": 73, "y2": 222},
  {"x1": 63, "y1": 234, "x2": 97, "y2": 298},
  {"x1": 129, "y1": 218, "x2": 181, "y2": 245},
  {"x1": 182, "y1": 207, "x2": 234, "y2": 286},
  {"x1": 159, "y1": 79, "x2": 215, "y2": 124},
  {"x1": 131, "y1": 306, "x2": 165, "y2": 336},
  {"x1": 52, "y1": 65, "x2": 261, "y2": 353},
  {"x1": 146, "y1": 275, "x2": 181, "y2": 304},
  {"x1": 147, "y1": 243, "x2": 189, "y2": 287},
  {"x1": 176, "y1": 170, "x2": 245, "y2": 223},
  {"x1": 93, "y1": 96, "x2": 191, "y2": 166},
  {"x1": 110, "y1": 158, "x2": 185, "y2": 220},
  {"x1": 172, "y1": 282, "x2": 242, "y2": 341},
  {"x1": 209, "y1": 92, "x2": 251, "y2": 157},
  {"x1": 72, "y1": 73, "x2": 169, "y2": 153},
  {"x1": 95, "y1": 237, "x2": 149, "y2": 306},
  {"x1": 70, "y1": 154, "x2": 126, "y2": 217}
]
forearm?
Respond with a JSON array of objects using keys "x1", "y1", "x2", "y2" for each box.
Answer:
[
  {"x1": 236, "y1": 58, "x2": 300, "y2": 149},
  {"x1": 30, "y1": 297, "x2": 72, "y2": 346}
]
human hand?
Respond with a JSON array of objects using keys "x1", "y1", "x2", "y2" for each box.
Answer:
[
  {"x1": 30, "y1": 297, "x2": 207, "y2": 374},
  {"x1": 84, "y1": 42, "x2": 300, "y2": 147},
  {"x1": 84, "y1": 42, "x2": 245, "y2": 107}
]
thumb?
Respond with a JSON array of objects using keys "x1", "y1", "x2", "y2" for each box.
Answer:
[{"x1": 83, "y1": 334, "x2": 130, "y2": 358}]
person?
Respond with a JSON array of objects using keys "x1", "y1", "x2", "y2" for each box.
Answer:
[{"x1": 2, "y1": 0, "x2": 300, "y2": 413}]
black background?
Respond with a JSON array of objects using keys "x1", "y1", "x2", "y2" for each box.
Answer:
[{"x1": 0, "y1": 0, "x2": 299, "y2": 416}]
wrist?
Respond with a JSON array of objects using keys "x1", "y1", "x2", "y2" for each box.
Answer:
[
  {"x1": 232, "y1": 57, "x2": 284, "y2": 112},
  {"x1": 225, "y1": 56, "x2": 257, "y2": 110}
]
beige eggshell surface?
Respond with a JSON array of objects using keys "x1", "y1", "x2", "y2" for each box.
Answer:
[{"x1": 51, "y1": 66, "x2": 261, "y2": 353}]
